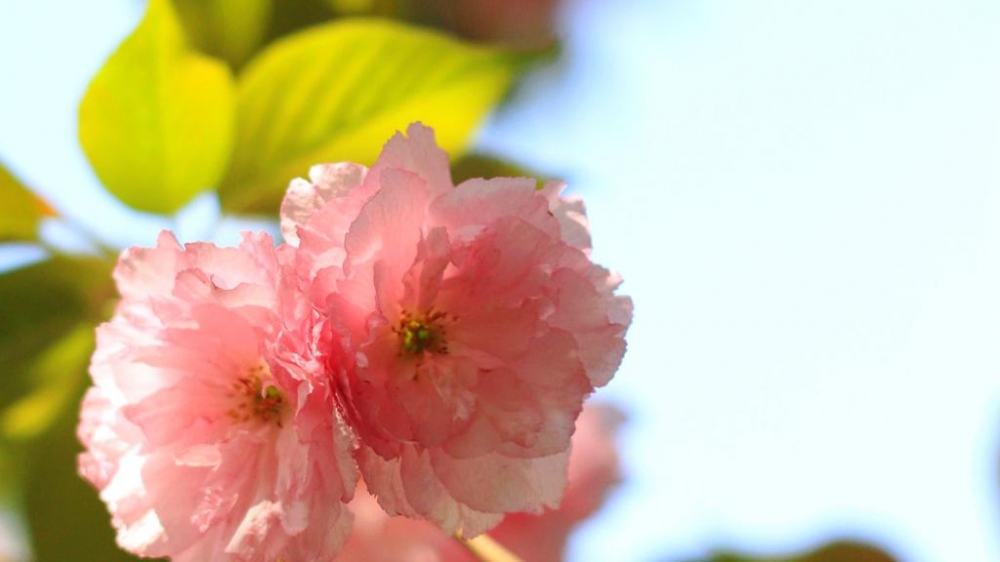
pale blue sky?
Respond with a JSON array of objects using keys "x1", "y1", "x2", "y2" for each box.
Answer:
[{"x1": 3, "y1": 1, "x2": 1000, "y2": 561}]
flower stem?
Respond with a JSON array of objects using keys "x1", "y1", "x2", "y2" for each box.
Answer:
[{"x1": 453, "y1": 531, "x2": 524, "y2": 562}]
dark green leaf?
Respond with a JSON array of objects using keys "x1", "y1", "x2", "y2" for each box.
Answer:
[
  {"x1": 324, "y1": 0, "x2": 404, "y2": 17},
  {"x1": 0, "y1": 256, "x2": 113, "y2": 424},
  {"x1": 451, "y1": 152, "x2": 545, "y2": 186},
  {"x1": 174, "y1": 0, "x2": 273, "y2": 69},
  {"x1": 681, "y1": 540, "x2": 899, "y2": 562},
  {"x1": 1, "y1": 325, "x2": 95, "y2": 440},
  {"x1": 264, "y1": 0, "x2": 336, "y2": 44},
  {"x1": 24, "y1": 382, "x2": 155, "y2": 562}
]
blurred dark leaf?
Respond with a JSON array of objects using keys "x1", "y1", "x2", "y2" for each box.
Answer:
[
  {"x1": 79, "y1": 0, "x2": 236, "y2": 214},
  {"x1": 0, "y1": 255, "x2": 142, "y2": 560},
  {"x1": 0, "y1": 442, "x2": 26, "y2": 506},
  {"x1": 174, "y1": 0, "x2": 273, "y2": 69},
  {"x1": 264, "y1": 0, "x2": 336, "y2": 43},
  {"x1": 680, "y1": 540, "x2": 900, "y2": 562},
  {"x1": 322, "y1": 0, "x2": 559, "y2": 50},
  {"x1": 406, "y1": 0, "x2": 560, "y2": 50},
  {"x1": 0, "y1": 162, "x2": 54, "y2": 242},
  {"x1": 1, "y1": 325, "x2": 95, "y2": 440},
  {"x1": 451, "y1": 152, "x2": 545, "y2": 186},
  {"x1": 0, "y1": 256, "x2": 114, "y2": 430},
  {"x1": 324, "y1": 0, "x2": 403, "y2": 17},
  {"x1": 24, "y1": 381, "x2": 156, "y2": 562},
  {"x1": 219, "y1": 18, "x2": 519, "y2": 214},
  {"x1": 0, "y1": 441, "x2": 28, "y2": 561}
]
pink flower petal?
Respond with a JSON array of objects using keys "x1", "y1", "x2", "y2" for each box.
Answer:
[
  {"x1": 289, "y1": 123, "x2": 632, "y2": 535},
  {"x1": 78, "y1": 232, "x2": 358, "y2": 560}
]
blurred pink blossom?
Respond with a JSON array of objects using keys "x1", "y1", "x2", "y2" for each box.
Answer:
[
  {"x1": 282, "y1": 123, "x2": 632, "y2": 536},
  {"x1": 335, "y1": 402, "x2": 625, "y2": 562}
]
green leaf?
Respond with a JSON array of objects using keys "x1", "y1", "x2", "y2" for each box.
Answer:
[
  {"x1": 0, "y1": 440, "x2": 28, "y2": 561},
  {"x1": 684, "y1": 540, "x2": 899, "y2": 562},
  {"x1": 219, "y1": 18, "x2": 519, "y2": 214},
  {"x1": 326, "y1": 0, "x2": 378, "y2": 13},
  {"x1": 264, "y1": 0, "x2": 336, "y2": 45},
  {"x1": 174, "y1": 0, "x2": 273, "y2": 69},
  {"x1": 0, "y1": 257, "x2": 146, "y2": 561},
  {"x1": 451, "y1": 152, "x2": 545, "y2": 186},
  {"x1": 24, "y1": 384, "x2": 154, "y2": 562},
  {"x1": 0, "y1": 256, "x2": 114, "y2": 425},
  {"x1": 0, "y1": 256, "x2": 130, "y2": 559},
  {"x1": 324, "y1": 0, "x2": 403, "y2": 17},
  {"x1": 0, "y1": 442, "x2": 24, "y2": 503},
  {"x1": 79, "y1": 0, "x2": 236, "y2": 214},
  {"x1": 0, "y1": 162, "x2": 53, "y2": 242},
  {"x1": 1, "y1": 325, "x2": 95, "y2": 440}
]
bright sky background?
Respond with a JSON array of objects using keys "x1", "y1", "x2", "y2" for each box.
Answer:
[{"x1": 3, "y1": 1, "x2": 1000, "y2": 561}]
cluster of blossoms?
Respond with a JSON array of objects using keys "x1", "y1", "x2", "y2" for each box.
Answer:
[{"x1": 77, "y1": 124, "x2": 632, "y2": 561}]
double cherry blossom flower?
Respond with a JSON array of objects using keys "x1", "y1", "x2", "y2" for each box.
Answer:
[{"x1": 78, "y1": 124, "x2": 632, "y2": 560}]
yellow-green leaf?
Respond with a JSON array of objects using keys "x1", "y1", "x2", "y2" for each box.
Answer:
[
  {"x1": 0, "y1": 162, "x2": 54, "y2": 242},
  {"x1": 79, "y1": 0, "x2": 236, "y2": 214},
  {"x1": 174, "y1": 0, "x2": 273, "y2": 69},
  {"x1": 219, "y1": 18, "x2": 518, "y2": 214}
]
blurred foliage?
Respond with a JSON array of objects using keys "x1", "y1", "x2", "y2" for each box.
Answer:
[
  {"x1": 0, "y1": 163, "x2": 52, "y2": 243},
  {"x1": 1, "y1": 325, "x2": 95, "y2": 441},
  {"x1": 79, "y1": 0, "x2": 236, "y2": 214},
  {"x1": 678, "y1": 540, "x2": 899, "y2": 562},
  {"x1": 0, "y1": 255, "x2": 113, "y2": 425},
  {"x1": 0, "y1": 255, "x2": 115, "y2": 559},
  {"x1": 452, "y1": 152, "x2": 544, "y2": 186},
  {"x1": 174, "y1": 0, "x2": 272, "y2": 69},
  {"x1": 24, "y1": 388, "x2": 156, "y2": 562},
  {"x1": 219, "y1": 19, "x2": 519, "y2": 213},
  {"x1": 404, "y1": 0, "x2": 561, "y2": 50},
  {"x1": 326, "y1": 0, "x2": 402, "y2": 16},
  {"x1": 262, "y1": 0, "x2": 338, "y2": 45}
]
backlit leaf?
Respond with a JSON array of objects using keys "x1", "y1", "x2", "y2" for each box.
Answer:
[
  {"x1": 219, "y1": 18, "x2": 518, "y2": 213},
  {"x1": 0, "y1": 162, "x2": 53, "y2": 242},
  {"x1": 79, "y1": 0, "x2": 236, "y2": 214}
]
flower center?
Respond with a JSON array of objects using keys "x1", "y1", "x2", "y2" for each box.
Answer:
[
  {"x1": 228, "y1": 362, "x2": 286, "y2": 427},
  {"x1": 395, "y1": 310, "x2": 449, "y2": 355}
]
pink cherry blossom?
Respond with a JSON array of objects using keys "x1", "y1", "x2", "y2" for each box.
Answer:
[
  {"x1": 77, "y1": 231, "x2": 357, "y2": 561},
  {"x1": 282, "y1": 123, "x2": 632, "y2": 536},
  {"x1": 333, "y1": 481, "x2": 466, "y2": 562},
  {"x1": 484, "y1": 403, "x2": 625, "y2": 561},
  {"x1": 334, "y1": 402, "x2": 625, "y2": 562}
]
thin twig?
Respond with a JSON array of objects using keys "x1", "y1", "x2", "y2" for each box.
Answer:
[{"x1": 453, "y1": 531, "x2": 524, "y2": 562}]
